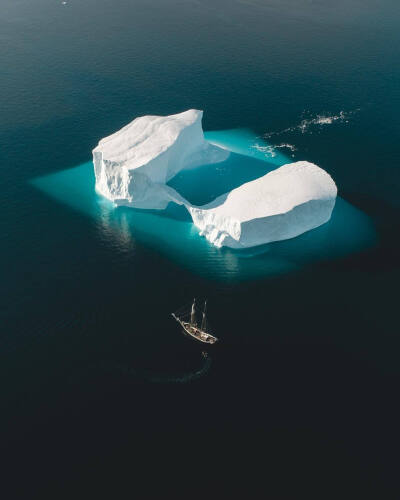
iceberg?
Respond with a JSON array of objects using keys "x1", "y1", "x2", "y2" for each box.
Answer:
[
  {"x1": 189, "y1": 161, "x2": 337, "y2": 248},
  {"x1": 93, "y1": 110, "x2": 337, "y2": 249},
  {"x1": 92, "y1": 109, "x2": 228, "y2": 209}
]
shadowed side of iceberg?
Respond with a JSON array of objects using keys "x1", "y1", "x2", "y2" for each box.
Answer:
[{"x1": 111, "y1": 172, "x2": 190, "y2": 211}]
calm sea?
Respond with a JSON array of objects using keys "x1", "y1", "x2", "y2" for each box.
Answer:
[{"x1": 1, "y1": 0, "x2": 400, "y2": 497}]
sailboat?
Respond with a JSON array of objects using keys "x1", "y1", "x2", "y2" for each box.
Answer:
[{"x1": 172, "y1": 299, "x2": 218, "y2": 344}]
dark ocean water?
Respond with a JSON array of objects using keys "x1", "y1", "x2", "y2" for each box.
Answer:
[{"x1": 1, "y1": 0, "x2": 400, "y2": 497}]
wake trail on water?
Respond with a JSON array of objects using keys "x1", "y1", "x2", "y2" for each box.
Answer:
[{"x1": 110, "y1": 352, "x2": 212, "y2": 384}]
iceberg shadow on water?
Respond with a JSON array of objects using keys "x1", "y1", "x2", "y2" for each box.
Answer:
[{"x1": 30, "y1": 129, "x2": 376, "y2": 281}]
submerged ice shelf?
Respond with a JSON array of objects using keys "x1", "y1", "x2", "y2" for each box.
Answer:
[
  {"x1": 31, "y1": 128, "x2": 375, "y2": 281},
  {"x1": 92, "y1": 110, "x2": 337, "y2": 249}
]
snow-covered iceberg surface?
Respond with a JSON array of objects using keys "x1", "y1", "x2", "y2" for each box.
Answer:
[
  {"x1": 93, "y1": 110, "x2": 337, "y2": 249},
  {"x1": 92, "y1": 109, "x2": 228, "y2": 209},
  {"x1": 189, "y1": 161, "x2": 337, "y2": 248}
]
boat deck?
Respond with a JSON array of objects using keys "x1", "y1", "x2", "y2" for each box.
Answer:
[{"x1": 181, "y1": 321, "x2": 218, "y2": 344}]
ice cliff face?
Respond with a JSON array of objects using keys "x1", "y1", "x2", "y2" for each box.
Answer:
[
  {"x1": 188, "y1": 161, "x2": 337, "y2": 248},
  {"x1": 92, "y1": 109, "x2": 228, "y2": 209},
  {"x1": 93, "y1": 110, "x2": 337, "y2": 249}
]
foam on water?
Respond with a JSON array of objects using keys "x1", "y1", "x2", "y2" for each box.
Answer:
[
  {"x1": 264, "y1": 109, "x2": 359, "y2": 138},
  {"x1": 206, "y1": 128, "x2": 290, "y2": 166},
  {"x1": 31, "y1": 129, "x2": 376, "y2": 281}
]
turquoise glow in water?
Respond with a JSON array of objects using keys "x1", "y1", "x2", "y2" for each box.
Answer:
[
  {"x1": 5, "y1": 1, "x2": 400, "y2": 492},
  {"x1": 206, "y1": 128, "x2": 292, "y2": 166},
  {"x1": 31, "y1": 129, "x2": 375, "y2": 281}
]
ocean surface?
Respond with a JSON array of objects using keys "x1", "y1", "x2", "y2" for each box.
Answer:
[{"x1": 1, "y1": 0, "x2": 400, "y2": 497}]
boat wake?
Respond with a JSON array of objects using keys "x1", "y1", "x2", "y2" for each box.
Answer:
[{"x1": 111, "y1": 352, "x2": 212, "y2": 384}]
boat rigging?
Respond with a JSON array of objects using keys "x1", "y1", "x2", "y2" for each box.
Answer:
[{"x1": 172, "y1": 299, "x2": 218, "y2": 344}]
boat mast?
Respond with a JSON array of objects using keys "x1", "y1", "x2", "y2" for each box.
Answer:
[
  {"x1": 201, "y1": 300, "x2": 207, "y2": 331},
  {"x1": 191, "y1": 298, "x2": 196, "y2": 326}
]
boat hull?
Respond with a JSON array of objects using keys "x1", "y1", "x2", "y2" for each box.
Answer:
[{"x1": 181, "y1": 322, "x2": 218, "y2": 344}]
